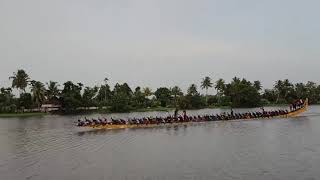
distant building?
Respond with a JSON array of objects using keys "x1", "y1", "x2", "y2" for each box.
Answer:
[{"x1": 41, "y1": 104, "x2": 61, "y2": 112}]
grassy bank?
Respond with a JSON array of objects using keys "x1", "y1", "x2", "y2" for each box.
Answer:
[{"x1": 0, "y1": 112, "x2": 47, "y2": 118}]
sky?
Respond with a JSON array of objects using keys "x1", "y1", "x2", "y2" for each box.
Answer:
[{"x1": 0, "y1": 0, "x2": 319, "y2": 93}]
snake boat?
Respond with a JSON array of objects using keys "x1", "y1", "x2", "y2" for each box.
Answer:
[{"x1": 77, "y1": 99, "x2": 309, "y2": 130}]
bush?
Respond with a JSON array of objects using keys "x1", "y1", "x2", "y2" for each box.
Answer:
[
  {"x1": 218, "y1": 96, "x2": 232, "y2": 106},
  {"x1": 260, "y1": 98, "x2": 270, "y2": 106},
  {"x1": 207, "y1": 96, "x2": 218, "y2": 106}
]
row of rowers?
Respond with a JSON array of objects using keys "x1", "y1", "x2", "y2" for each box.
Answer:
[{"x1": 76, "y1": 107, "x2": 300, "y2": 127}]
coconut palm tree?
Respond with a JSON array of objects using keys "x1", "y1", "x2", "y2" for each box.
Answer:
[
  {"x1": 141, "y1": 87, "x2": 152, "y2": 108},
  {"x1": 215, "y1": 78, "x2": 225, "y2": 104},
  {"x1": 274, "y1": 80, "x2": 283, "y2": 103},
  {"x1": 103, "y1": 77, "x2": 109, "y2": 101},
  {"x1": 143, "y1": 87, "x2": 153, "y2": 97},
  {"x1": 30, "y1": 81, "x2": 46, "y2": 109},
  {"x1": 274, "y1": 79, "x2": 293, "y2": 103},
  {"x1": 171, "y1": 86, "x2": 183, "y2": 108},
  {"x1": 253, "y1": 81, "x2": 262, "y2": 91},
  {"x1": 215, "y1": 78, "x2": 225, "y2": 95},
  {"x1": 187, "y1": 84, "x2": 198, "y2": 96},
  {"x1": 9, "y1": 69, "x2": 30, "y2": 94},
  {"x1": 201, "y1": 76, "x2": 213, "y2": 95},
  {"x1": 46, "y1": 81, "x2": 60, "y2": 102}
]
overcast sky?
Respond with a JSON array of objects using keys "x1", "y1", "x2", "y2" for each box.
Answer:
[{"x1": 0, "y1": 0, "x2": 319, "y2": 93}]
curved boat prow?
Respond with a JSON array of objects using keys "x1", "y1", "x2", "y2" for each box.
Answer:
[{"x1": 286, "y1": 98, "x2": 308, "y2": 118}]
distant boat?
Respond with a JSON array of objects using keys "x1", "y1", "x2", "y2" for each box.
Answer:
[{"x1": 77, "y1": 99, "x2": 309, "y2": 130}]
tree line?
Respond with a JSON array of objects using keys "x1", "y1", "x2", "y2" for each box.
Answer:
[{"x1": 0, "y1": 69, "x2": 319, "y2": 113}]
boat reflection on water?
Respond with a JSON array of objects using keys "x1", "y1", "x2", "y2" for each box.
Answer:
[{"x1": 76, "y1": 123, "x2": 192, "y2": 136}]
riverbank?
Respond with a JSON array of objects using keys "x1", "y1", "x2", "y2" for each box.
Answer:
[{"x1": 0, "y1": 112, "x2": 47, "y2": 118}]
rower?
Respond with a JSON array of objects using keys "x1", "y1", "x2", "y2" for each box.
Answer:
[
  {"x1": 183, "y1": 110, "x2": 187, "y2": 121},
  {"x1": 174, "y1": 108, "x2": 179, "y2": 119},
  {"x1": 77, "y1": 119, "x2": 83, "y2": 126}
]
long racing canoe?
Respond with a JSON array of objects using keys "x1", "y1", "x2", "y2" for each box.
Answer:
[{"x1": 78, "y1": 99, "x2": 309, "y2": 130}]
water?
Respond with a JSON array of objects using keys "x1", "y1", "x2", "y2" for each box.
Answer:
[{"x1": 1, "y1": 106, "x2": 320, "y2": 180}]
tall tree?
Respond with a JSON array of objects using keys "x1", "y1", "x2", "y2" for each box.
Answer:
[
  {"x1": 215, "y1": 78, "x2": 225, "y2": 95},
  {"x1": 142, "y1": 87, "x2": 153, "y2": 108},
  {"x1": 262, "y1": 89, "x2": 277, "y2": 103},
  {"x1": 154, "y1": 87, "x2": 171, "y2": 107},
  {"x1": 18, "y1": 93, "x2": 32, "y2": 110},
  {"x1": 9, "y1": 69, "x2": 30, "y2": 93},
  {"x1": 201, "y1": 76, "x2": 213, "y2": 95},
  {"x1": 110, "y1": 83, "x2": 132, "y2": 112},
  {"x1": 61, "y1": 81, "x2": 83, "y2": 112},
  {"x1": 132, "y1": 86, "x2": 146, "y2": 108},
  {"x1": 0, "y1": 88, "x2": 16, "y2": 112},
  {"x1": 46, "y1": 81, "x2": 60, "y2": 103},
  {"x1": 103, "y1": 78, "x2": 109, "y2": 101},
  {"x1": 82, "y1": 86, "x2": 98, "y2": 108},
  {"x1": 215, "y1": 78, "x2": 225, "y2": 104},
  {"x1": 305, "y1": 81, "x2": 318, "y2": 104},
  {"x1": 187, "y1": 84, "x2": 198, "y2": 96},
  {"x1": 274, "y1": 79, "x2": 294, "y2": 103},
  {"x1": 274, "y1": 80, "x2": 283, "y2": 103},
  {"x1": 171, "y1": 86, "x2": 183, "y2": 108},
  {"x1": 97, "y1": 84, "x2": 112, "y2": 105},
  {"x1": 30, "y1": 81, "x2": 46, "y2": 109},
  {"x1": 253, "y1": 81, "x2": 262, "y2": 91},
  {"x1": 186, "y1": 84, "x2": 204, "y2": 109}
]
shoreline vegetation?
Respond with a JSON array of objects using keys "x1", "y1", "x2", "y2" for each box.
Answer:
[{"x1": 1, "y1": 69, "x2": 320, "y2": 116}]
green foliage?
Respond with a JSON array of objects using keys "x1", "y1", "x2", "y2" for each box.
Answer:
[
  {"x1": 222, "y1": 77, "x2": 261, "y2": 107},
  {"x1": 187, "y1": 84, "x2": 198, "y2": 96},
  {"x1": 178, "y1": 84, "x2": 205, "y2": 109},
  {"x1": 264, "y1": 79, "x2": 320, "y2": 104},
  {"x1": 132, "y1": 86, "x2": 146, "y2": 108},
  {"x1": 96, "y1": 84, "x2": 112, "y2": 106},
  {"x1": 215, "y1": 79, "x2": 226, "y2": 93},
  {"x1": 171, "y1": 86, "x2": 183, "y2": 108},
  {"x1": 60, "y1": 81, "x2": 83, "y2": 112},
  {"x1": 219, "y1": 96, "x2": 232, "y2": 106},
  {"x1": 110, "y1": 83, "x2": 132, "y2": 112},
  {"x1": 274, "y1": 79, "x2": 294, "y2": 103},
  {"x1": 253, "y1": 81, "x2": 262, "y2": 91},
  {"x1": 30, "y1": 81, "x2": 46, "y2": 108},
  {"x1": 9, "y1": 69, "x2": 29, "y2": 93},
  {"x1": 0, "y1": 88, "x2": 16, "y2": 113},
  {"x1": 201, "y1": 76, "x2": 213, "y2": 94},
  {"x1": 187, "y1": 94, "x2": 205, "y2": 109},
  {"x1": 177, "y1": 95, "x2": 190, "y2": 109},
  {"x1": 154, "y1": 87, "x2": 171, "y2": 107},
  {"x1": 82, "y1": 86, "x2": 98, "y2": 108},
  {"x1": 260, "y1": 98, "x2": 270, "y2": 105},
  {"x1": 207, "y1": 95, "x2": 218, "y2": 106},
  {"x1": 18, "y1": 93, "x2": 32, "y2": 109},
  {"x1": 46, "y1": 81, "x2": 60, "y2": 103},
  {"x1": 262, "y1": 89, "x2": 277, "y2": 102}
]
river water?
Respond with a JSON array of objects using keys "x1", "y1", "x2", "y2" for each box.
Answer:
[{"x1": 1, "y1": 106, "x2": 320, "y2": 180}]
